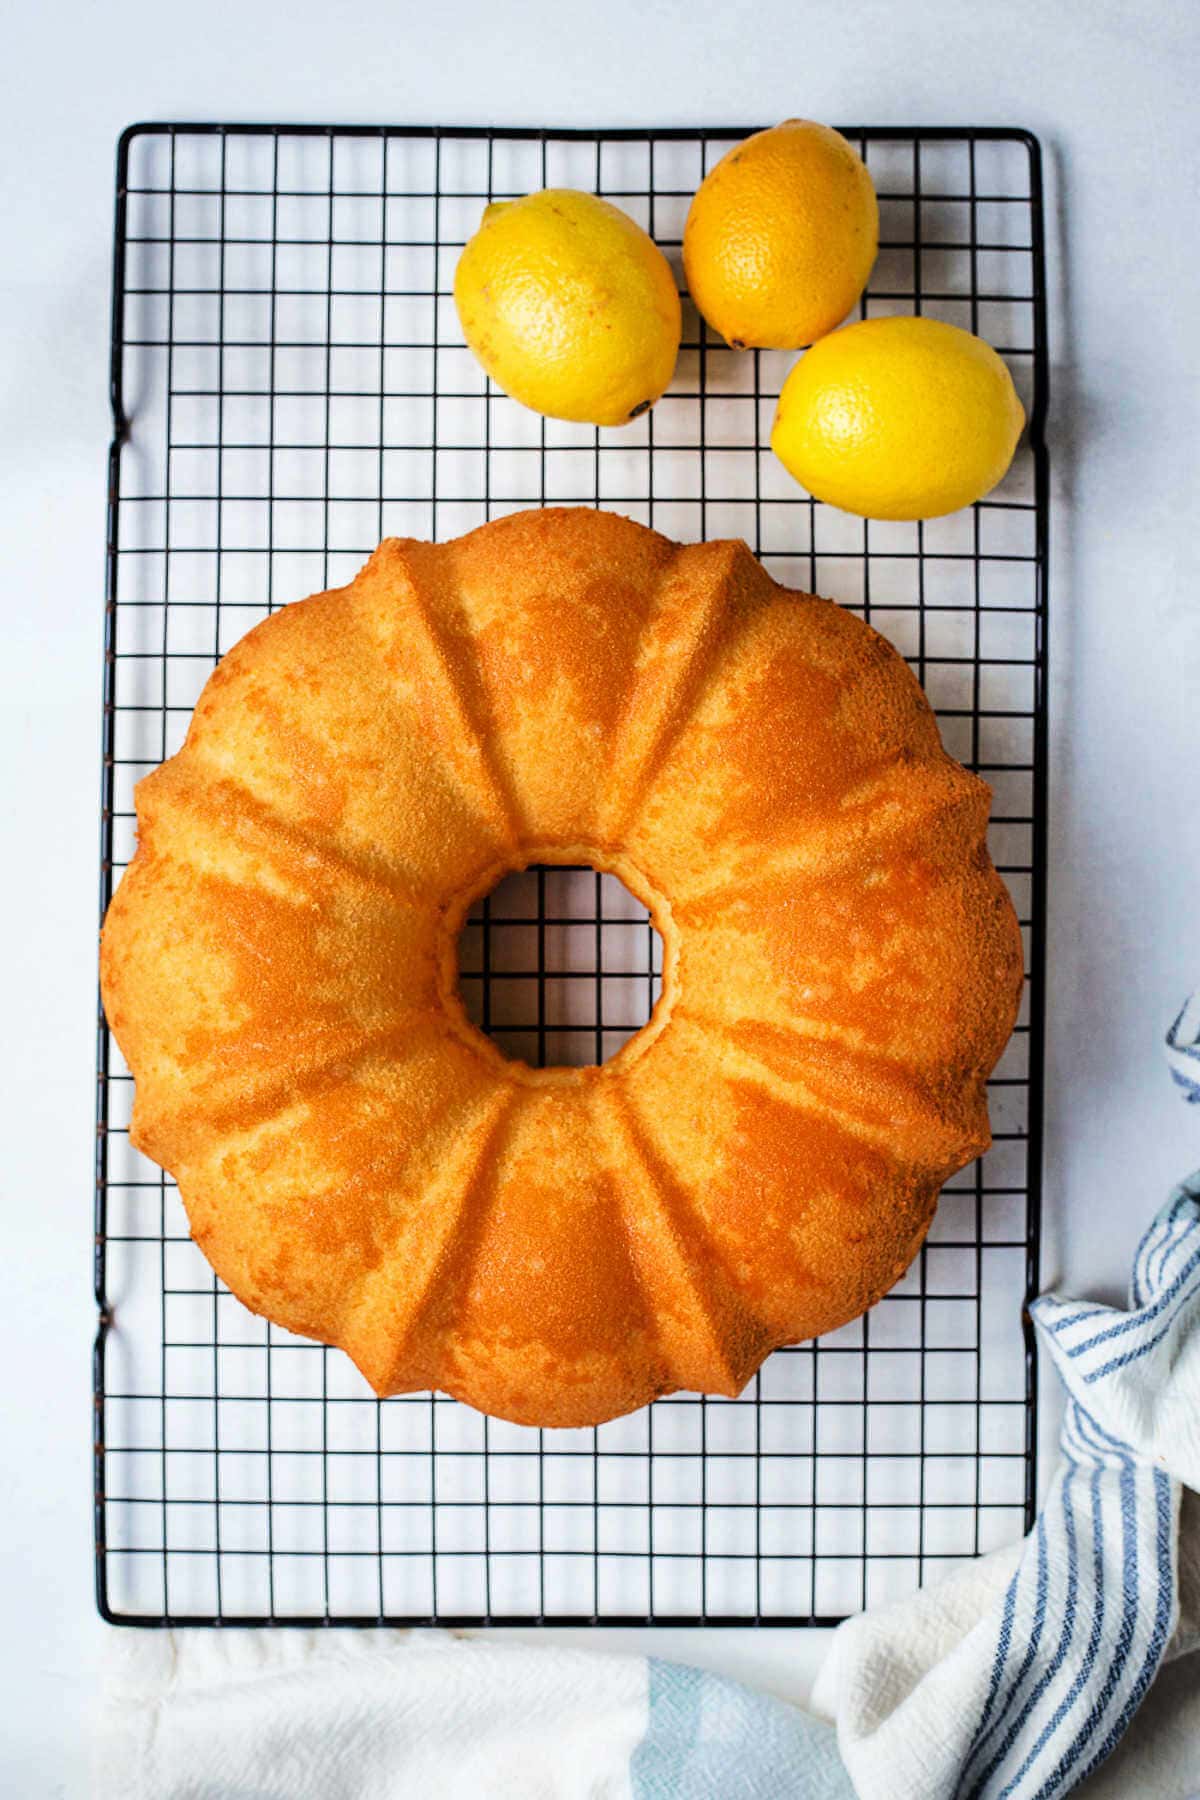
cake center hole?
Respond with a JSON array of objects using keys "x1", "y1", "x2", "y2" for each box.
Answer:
[{"x1": 457, "y1": 863, "x2": 664, "y2": 1069}]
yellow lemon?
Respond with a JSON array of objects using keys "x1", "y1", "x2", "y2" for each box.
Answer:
[
  {"x1": 771, "y1": 316, "x2": 1026, "y2": 520},
  {"x1": 454, "y1": 189, "x2": 681, "y2": 427},
  {"x1": 683, "y1": 119, "x2": 878, "y2": 350}
]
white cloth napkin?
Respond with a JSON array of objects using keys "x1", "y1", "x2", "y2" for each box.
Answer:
[
  {"x1": 99, "y1": 1629, "x2": 648, "y2": 1799},
  {"x1": 95, "y1": 1627, "x2": 852, "y2": 1799}
]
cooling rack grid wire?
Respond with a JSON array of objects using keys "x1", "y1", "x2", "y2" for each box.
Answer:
[{"x1": 96, "y1": 123, "x2": 1049, "y2": 1627}]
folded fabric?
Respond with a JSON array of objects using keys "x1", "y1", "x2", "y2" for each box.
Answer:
[
  {"x1": 97, "y1": 1627, "x2": 854, "y2": 1800},
  {"x1": 814, "y1": 1173, "x2": 1200, "y2": 1800}
]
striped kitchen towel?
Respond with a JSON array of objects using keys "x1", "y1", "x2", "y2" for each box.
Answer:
[{"x1": 817, "y1": 1169, "x2": 1200, "y2": 1800}]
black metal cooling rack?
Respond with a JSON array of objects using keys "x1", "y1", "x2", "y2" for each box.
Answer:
[{"x1": 96, "y1": 122, "x2": 1049, "y2": 1628}]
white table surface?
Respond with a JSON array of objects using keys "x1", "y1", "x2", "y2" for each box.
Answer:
[{"x1": 3, "y1": 0, "x2": 1198, "y2": 1792}]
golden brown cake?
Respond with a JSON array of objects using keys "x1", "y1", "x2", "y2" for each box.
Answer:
[{"x1": 100, "y1": 506, "x2": 1023, "y2": 1428}]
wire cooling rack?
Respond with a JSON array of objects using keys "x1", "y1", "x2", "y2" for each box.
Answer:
[{"x1": 96, "y1": 122, "x2": 1049, "y2": 1627}]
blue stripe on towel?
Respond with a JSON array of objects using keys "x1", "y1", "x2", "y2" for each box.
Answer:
[
  {"x1": 1045, "y1": 1304, "x2": 1109, "y2": 1333},
  {"x1": 968, "y1": 1482, "x2": 1080, "y2": 1796},
  {"x1": 1169, "y1": 1065, "x2": 1200, "y2": 1101},
  {"x1": 1063, "y1": 1242, "x2": 1200, "y2": 1361},
  {"x1": 962, "y1": 1504, "x2": 1061, "y2": 1793},
  {"x1": 953, "y1": 1175, "x2": 1197, "y2": 1799},
  {"x1": 1166, "y1": 994, "x2": 1200, "y2": 1100},
  {"x1": 1151, "y1": 1191, "x2": 1193, "y2": 1289},
  {"x1": 1010, "y1": 1466, "x2": 1107, "y2": 1798},
  {"x1": 1078, "y1": 1471, "x2": 1174, "y2": 1775},
  {"x1": 1082, "y1": 1311, "x2": 1187, "y2": 1383},
  {"x1": 1130, "y1": 1193, "x2": 1188, "y2": 1305},
  {"x1": 1126, "y1": 1189, "x2": 1192, "y2": 1314},
  {"x1": 1033, "y1": 1467, "x2": 1174, "y2": 1799},
  {"x1": 975, "y1": 1568, "x2": 1021, "y2": 1749}
]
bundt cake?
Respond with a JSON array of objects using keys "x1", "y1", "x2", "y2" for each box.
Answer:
[{"x1": 100, "y1": 506, "x2": 1023, "y2": 1428}]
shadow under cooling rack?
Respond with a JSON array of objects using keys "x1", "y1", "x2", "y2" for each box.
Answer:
[{"x1": 95, "y1": 121, "x2": 1048, "y2": 1627}]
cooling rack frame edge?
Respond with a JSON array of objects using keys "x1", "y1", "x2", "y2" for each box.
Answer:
[{"x1": 95, "y1": 118, "x2": 1050, "y2": 1628}]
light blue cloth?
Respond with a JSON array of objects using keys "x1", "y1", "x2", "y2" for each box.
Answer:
[{"x1": 631, "y1": 1659, "x2": 854, "y2": 1798}]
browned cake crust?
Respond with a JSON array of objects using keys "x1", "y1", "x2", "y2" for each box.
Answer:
[{"x1": 100, "y1": 507, "x2": 1023, "y2": 1427}]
